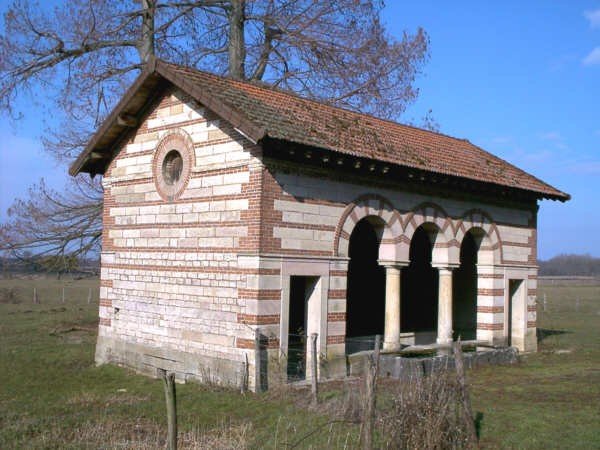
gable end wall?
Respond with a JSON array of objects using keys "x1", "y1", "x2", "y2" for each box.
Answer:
[{"x1": 97, "y1": 87, "x2": 264, "y2": 385}]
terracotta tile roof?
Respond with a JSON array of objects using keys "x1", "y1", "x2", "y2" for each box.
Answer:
[{"x1": 71, "y1": 58, "x2": 569, "y2": 201}]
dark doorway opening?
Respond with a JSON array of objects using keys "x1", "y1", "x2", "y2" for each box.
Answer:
[
  {"x1": 345, "y1": 218, "x2": 385, "y2": 353},
  {"x1": 453, "y1": 231, "x2": 478, "y2": 340},
  {"x1": 401, "y1": 226, "x2": 438, "y2": 335},
  {"x1": 287, "y1": 276, "x2": 318, "y2": 381}
]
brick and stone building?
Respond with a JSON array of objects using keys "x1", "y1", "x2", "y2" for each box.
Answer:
[{"x1": 70, "y1": 58, "x2": 569, "y2": 390}]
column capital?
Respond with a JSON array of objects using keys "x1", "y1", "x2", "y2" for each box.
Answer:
[
  {"x1": 378, "y1": 260, "x2": 409, "y2": 269},
  {"x1": 432, "y1": 264, "x2": 460, "y2": 273}
]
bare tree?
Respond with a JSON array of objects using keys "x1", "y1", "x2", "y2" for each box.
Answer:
[
  {"x1": 0, "y1": 0, "x2": 430, "y2": 268},
  {"x1": 0, "y1": 178, "x2": 103, "y2": 274}
]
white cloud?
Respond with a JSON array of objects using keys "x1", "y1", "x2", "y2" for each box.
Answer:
[
  {"x1": 583, "y1": 47, "x2": 600, "y2": 66},
  {"x1": 490, "y1": 136, "x2": 512, "y2": 145},
  {"x1": 538, "y1": 131, "x2": 569, "y2": 151},
  {"x1": 566, "y1": 160, "x2": 600, "y2": 175},
  {"x1": 539, "y1": 131, "x2": 561, "y2": 141},
  {"x1": 584, "y1": 8, "x2": 600, "y2": 28}
]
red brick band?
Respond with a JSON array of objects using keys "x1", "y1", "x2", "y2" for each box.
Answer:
[
  {"x1": 328, "y1": 289, "x2": 347, "y2": 299},
  {"x1": 237, "y1": 289, "x2": 281, "y2": 300},
  {"x1": 477, "y1": 305, "x2": 503, "y2": 313},
  {"x1": 237, "y1": 314, "x2": 280, "y2": 325},
  {"x1": 477, "y1": 288, "x2": 504, "y2": 296},
  {"x1": 329, "y1": 270, "x2": 347, "y2": 277},
  {"x1": 102, "y1": 263, "x2": 279, "y2": 275},
  {"x1": 327, "y1": 312, "x2": 346, "y2": 322},
  {"x1": 478, "y1": 273, "x2": 504, "y2": 279},
  {"x1": 236, "y1": 337, "x2": 280, "y2": 349},
  {"x1": 477, "y1": 322, "x2": 503, "y2": 330}
]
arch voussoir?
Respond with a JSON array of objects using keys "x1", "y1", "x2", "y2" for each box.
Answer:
[{"x1": 334, "y1": 194, "x2": 400, "y2": 259}]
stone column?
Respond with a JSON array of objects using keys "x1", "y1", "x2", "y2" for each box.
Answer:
[
  {"x1": 436, "y1": 267, "x2": 455, "y2": 345},
  {"x1": 383, "y1": 265, "x2": 402, "y2": 352}
]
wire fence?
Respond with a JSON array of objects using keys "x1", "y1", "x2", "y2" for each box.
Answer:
[
  {"x1": 0, "y1": 283, "x2": 100, "y2": 305},
  {"x1": 159, "y1": 332, "x2": 483, "y2": 449},
  {"x1": 536, "y1": 291, "x2": 599, "y2": 314}
]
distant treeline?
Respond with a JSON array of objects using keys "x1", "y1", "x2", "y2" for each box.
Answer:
[
  {"x1": 0, "y1": 256, "x2": 99, "y2": 276},
  {"x1": 538, "y1": 254, "x2": 600, "y2": 277}
]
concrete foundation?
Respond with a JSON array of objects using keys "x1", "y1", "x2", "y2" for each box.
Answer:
[
  {"x1": 377, "y1": 347, "x2": 519, "y2": 380},
  {"x1": 95, "y1": 334, "x2": 245, "y2": 387}
]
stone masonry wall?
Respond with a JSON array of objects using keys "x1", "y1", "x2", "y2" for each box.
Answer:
[
  {"x1": 250, "y1": 162, "x2": 538, "y2": 361},
  {"x1": 97, "y1": 87, "x2": 264, "y2": 385}
]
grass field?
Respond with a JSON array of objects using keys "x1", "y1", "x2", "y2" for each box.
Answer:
[{"x1": 0, "y1": 277, "x2": 599, "y2": 449}]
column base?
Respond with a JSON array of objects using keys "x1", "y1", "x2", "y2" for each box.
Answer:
[
  {"x1": 436, "y1": 337, "x2": 453, "y2": 346},
  {"x1": 382, "y1": 341, "x2": 401, "y2": 353}
]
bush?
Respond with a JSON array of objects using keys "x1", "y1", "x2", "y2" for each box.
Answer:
[
  {"x1": 378, "y1": 373, "x2": 473, "y2": 449},
  {"x1": 0, "y1": 287, "x2": 21, "y2": 304}
]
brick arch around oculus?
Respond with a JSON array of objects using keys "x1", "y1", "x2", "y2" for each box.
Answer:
[{"x1": 152, "y1": 128, "x2": 195, "y2": 202}]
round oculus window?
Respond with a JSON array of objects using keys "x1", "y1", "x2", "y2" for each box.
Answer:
[
  {"x1": 162, "y1": 149, "x2": 183, "y2": 185},
  {"x1": 153, "y1": 131, "x2": 193, "y2": 201}
]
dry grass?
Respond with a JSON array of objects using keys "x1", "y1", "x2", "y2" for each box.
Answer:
[
  {"x1": 0, "y1": 286, "x2": 21, "y2": 304},
  {"x1": 9, "y1": 418, "x2": 252, "y2": 449},
  {"x1": 377, "y1": 374, "x2": 473, "y2": 450},
  {"x1": 1, "y1": 278, "x2": 598, "y2": 449}
]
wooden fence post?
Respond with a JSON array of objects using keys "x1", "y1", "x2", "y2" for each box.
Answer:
[
  {"x1": 240, "y1": 353, "x2": 248, "y2": 394},
  {"x1": 543, "y1": 293, "x2": 547, "y2": 312},
  {"x1": 61, "y1": 287, "x2": 65, "y2": 303},
  {"x1": 254, "y1": 328, "x2": 262, "y2": 393},
  {"x1": 363, "y1": 334, "x2": 381, "y2": 450},
  {"x1": 159, "y1": 369, "x2": 177, "y2": 450},
  {"x1": 453, "y1": 340, "x2": 479, "y2": 449},
  {"x1": 33, "y1": 287, "x2": 38, "y2": 304},
  {"x1": 87, "y1": 288, "x2": 92, "y2": 304},
  {"x1": 310, "y1": 333, "x2": 318, "y2": 406}
]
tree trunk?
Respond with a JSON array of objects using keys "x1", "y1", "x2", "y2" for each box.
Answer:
[
  {"x1": 228, "y1": 0, "x2": 246, "y2": 79},
  {"x1": 139, "y1": 0, "x2": 156, "y2": 63}
]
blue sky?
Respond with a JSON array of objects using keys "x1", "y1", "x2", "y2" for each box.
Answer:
[{"x1": 1, "y1": 1, "x2": 599, "y2": 259}]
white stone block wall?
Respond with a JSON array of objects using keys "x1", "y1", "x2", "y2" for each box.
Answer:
[
  {"x1": 263, "y1": 168, "x2": 538, "y2": 354},
  {"x1": 97, "y1": 88, "x2": 263, "y2": 386}
]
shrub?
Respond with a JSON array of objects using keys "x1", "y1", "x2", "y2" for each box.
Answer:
[
  {"x1": 0, "y1": 287, "x2": 21, "y2": 304},
  {"x1": 378, "y1": 372, "x2": 473, "y2": 449}
]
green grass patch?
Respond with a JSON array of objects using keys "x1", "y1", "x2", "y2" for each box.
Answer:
[{"x1": 0, "y1": 278, "x2": 599, "y2": 448}]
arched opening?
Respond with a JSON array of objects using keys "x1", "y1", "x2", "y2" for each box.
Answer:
[
  {"x1": 453, "y1": 231, "x2": 478, "y2": 340},
  {"x1": 401, "y1": 225, "x2": 438, "y2": 340},
  {"x1": 345, "y1": 217, "x2": 385, "y2": 352}
]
